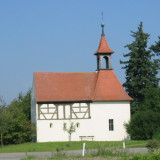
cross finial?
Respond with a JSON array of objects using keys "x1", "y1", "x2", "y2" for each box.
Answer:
[
  {"x1": 101, "y1": 12, "x2": 105, "y2": 36},
  {"x1": 101, "y1": 12, "x2": 104, "y2": 22}
]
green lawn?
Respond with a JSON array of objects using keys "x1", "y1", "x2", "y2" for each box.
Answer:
[{"x1": 0, "y1": 141, "x2": 147, "y2": 153}]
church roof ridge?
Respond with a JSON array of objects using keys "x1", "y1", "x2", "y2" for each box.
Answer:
[{"x1": 34, "y1": 71, "x2": 95, "y2": 74}]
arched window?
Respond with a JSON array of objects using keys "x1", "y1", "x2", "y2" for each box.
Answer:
[
  {"x1": 102, "y1": 56, "x2": 109, "y2": 69},
  {"x1": 105, "y1": 56, "x2": 109, "y2": 69}
]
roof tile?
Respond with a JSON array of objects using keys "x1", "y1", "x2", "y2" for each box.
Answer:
[
  {"x1": 34, "y1": 70, "x2": 132, "y2": 102},
  {"x1": 95, "y1": 36, "x2": 114, "y2": 54},
  {"x1": 34, "y1": 72, "x2": 97, "y2": 102},
  {"x1": 93, "y1": 70, "x2": 133, "y2": 101}
]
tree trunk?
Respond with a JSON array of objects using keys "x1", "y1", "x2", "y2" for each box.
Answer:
[
  {"x1": 69, "y1": 134, "x2": 72, "y2": 147},
  {"x1": 1, "y1": 133, "x2": 3, "y2": 148}
]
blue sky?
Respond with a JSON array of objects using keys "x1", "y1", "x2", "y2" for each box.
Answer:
[{"x1": 0, "y1": 0, "x2": 160, "y2": 104}]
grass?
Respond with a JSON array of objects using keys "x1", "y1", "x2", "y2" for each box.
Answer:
[
  {"x1": 21, "y1": 156, "x2": 36, "y2": 160},
  {"x1": 22, "y1": 155, "x2": 127, "y2": 160},
  {"x1": 21, "y1": 152, "x2": 160, "y2": 160},
  {"x1": 0, "y1": 140, "x2": 147, "y2": 153},
  {"x1": 125, "y1": 140, "x2": 147, "y2": 148}
]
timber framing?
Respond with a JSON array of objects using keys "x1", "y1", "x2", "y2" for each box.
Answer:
[{"x1": 38, "y1": 103, "x2": 91, "y2": 120}]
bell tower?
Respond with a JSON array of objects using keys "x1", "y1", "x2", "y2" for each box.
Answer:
[{"x1": 94, "y1": 23, "x2": 114, "y2": 70}]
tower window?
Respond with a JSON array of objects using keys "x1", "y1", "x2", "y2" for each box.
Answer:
[
  {"x1": 104, "y1": 57, "x2": 109, "y2": 69},
  {"x1": 109, "y1": 119, "x2": 114, "y2": 131},
  {"x1": 100, "y1": 56, "x2": 110, "y2": 69}
]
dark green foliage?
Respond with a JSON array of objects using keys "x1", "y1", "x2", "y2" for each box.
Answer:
[
  {"x1": 153, "y1": 127, "x2": 160, "y2": 140},
  {"x1": 2, "y1": 90, "x2": 32, "y2": 145},
  {"x1": 121, "y1": 22, "x2": 159, "y2": 114},
  {"x1": 17, "y1": 90, "x2": 31, "y2": 120},
  {"x1": 125, "y1": 110, "x2": 160, "y2": 140},
  {"x1": 121, "y1": 22, "x2": 160, "y2": 140},
  {"x1": 150, "y1": 36, "x2": 160, "y2": 83},
  {"x1": 142, "y1": 87, "x2": 160, "y2": 112},
  {"x1": 125, "y1": 87, "x2": 160, "y2": 140},
  {"x1": 146, "y1": 139, "x2": 160, "y2": 152},
  {"x1": 130, "y1": 152, "x2": 160, "y2": 160},
  {"x1": 0, "y1": 97, "x2": 10, "y2": 147},
  {"x1": 150, "y1": 36, "x2": 160, "y2": 57}
]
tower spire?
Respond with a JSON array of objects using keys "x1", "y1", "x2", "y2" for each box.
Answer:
[
  {"x1": 101, "y1": 12, "x2": 105, "y2": 36},
  {"x1": 101, "y1": 23, "x2": 105, "y2": 36},
  {"x1": 94, "y1": 21, "x2": 114, "y2": 71}
]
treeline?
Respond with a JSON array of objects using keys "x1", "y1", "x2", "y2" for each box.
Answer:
[
  {"x1": 121, "y1": 22, "x2": 160, "y2": 140},
  {"x1": 0, "y1": 90, "x2": 32, "y2": 146}
]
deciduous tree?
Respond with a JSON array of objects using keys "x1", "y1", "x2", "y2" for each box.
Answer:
[
  {"x1": 0, "y1": 97, "x2": 9, "y2": 147},
  {"x1": 125, "y1": 110, "x2": 160, "y2": 140},
  {"x1": 63, "y1": 121, "x2": 77, "y2": 147},
  {"x1": 3, "y1": 90, "x2": 32, "y2": 144}
]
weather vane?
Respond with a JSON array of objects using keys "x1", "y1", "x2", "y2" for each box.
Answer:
[
  {"x1": 101, "y1": 12, "x2": 105, "y2": 36},
  {"x1": 101, "y1": 12, "x2": 104, "y2": 23}
]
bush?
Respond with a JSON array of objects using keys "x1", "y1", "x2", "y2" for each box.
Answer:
[
  {"x1": 91, "y1": 142, "x2": 124, "y2": 157},
  {"x1": 129, "y1": 152, "x2": 160, "y2": 160},
  {"x1": 146, "y1": 139, "x2": 160, "y2": 152},
  {"x1": 153, "y1": 127, "x2": 160, "y2": 140},
  {"x1": 125, "y1": 110, "x2": 160, "y2": 140}
]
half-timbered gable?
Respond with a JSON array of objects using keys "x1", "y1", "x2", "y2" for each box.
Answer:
[{"x1": 37, "y1": 103, "x2": 91, "y2": 120}]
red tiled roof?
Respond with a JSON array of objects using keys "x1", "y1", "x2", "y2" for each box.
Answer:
[
  {"x1": 95, "y1": 36, "x2": 114, "y2": 54},
  {"x1": 34, "y1": 72, "x2": 97, "y2": 102},
  {"x1": 34, "y1": 70, "x2": 132, "y2": 102},
  {"x1": 93, "y1": 70, "x2": 133, "y2": 101}
]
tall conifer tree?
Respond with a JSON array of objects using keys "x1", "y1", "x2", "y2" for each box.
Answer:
[
  {"x1": 150, "y1": 36, "x2": 160, "y2": 70},
  {"x1": 121, "y1": 22, "x2": 160, "y2": 139},
  {"x1": 121, "y1": 22, "x2": 159, "y2": 114},
  {"x1": 150, "y1": 36, "x2": 160, "y2": 57}
]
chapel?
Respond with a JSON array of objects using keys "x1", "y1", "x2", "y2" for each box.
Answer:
[{"x1": 31, "y1": 23, "x2": 132, "y2": 142}]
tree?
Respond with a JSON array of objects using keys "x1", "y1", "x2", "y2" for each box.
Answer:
[
  {"x1": 121, "y1": 22, "x2": 160, "y2": 140},
  {"x1": 3, "y1": 90, "x2": 32, "y2": 144},
  {"x1": 17, "y1": 90, "x2": 31, "y2": 121},
  {"x1": 120, "y1": 22, "x2": 159, "y2": 114},
  {"x1": 0, "y1": 97, "x2": 10, "y2": 147},
  {"x1": 150, "y1": 36, "x2": 160, "y2": 57},
  {"x1": 125, "y1": 110, "x2": 160, "y2": 140},
  {"x1": 63, "y1": 121, "x2": 77, "y2": 147},
  {"x1": 150, "y1": 36, "x2": 160, "y2": 78}
]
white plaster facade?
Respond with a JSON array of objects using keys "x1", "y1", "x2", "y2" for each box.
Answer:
[{"x1": 31, "y1": 100, "x2": 130, "y2": 142}]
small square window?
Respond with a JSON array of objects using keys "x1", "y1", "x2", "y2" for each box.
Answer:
[
  {"x1": 63, "y1": 123, "x2": 67, "y2": 129},
  {"x1": 76, "y1": 123, "x2": 80, "y2": 128},
  {"x1": 50, "y1": 123, "x2": 53, "y2": 128},
  {"x1": 109, "y1": 119, "x2": 114, "y2": 131}
]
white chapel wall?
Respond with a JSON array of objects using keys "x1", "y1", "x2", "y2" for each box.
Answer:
[
  {"x1": 31, "y1": 78, "x2": 37, "y2": 125},
  {"x1": 36, "y1": 101, "x2": 130, "y2": 142}
]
